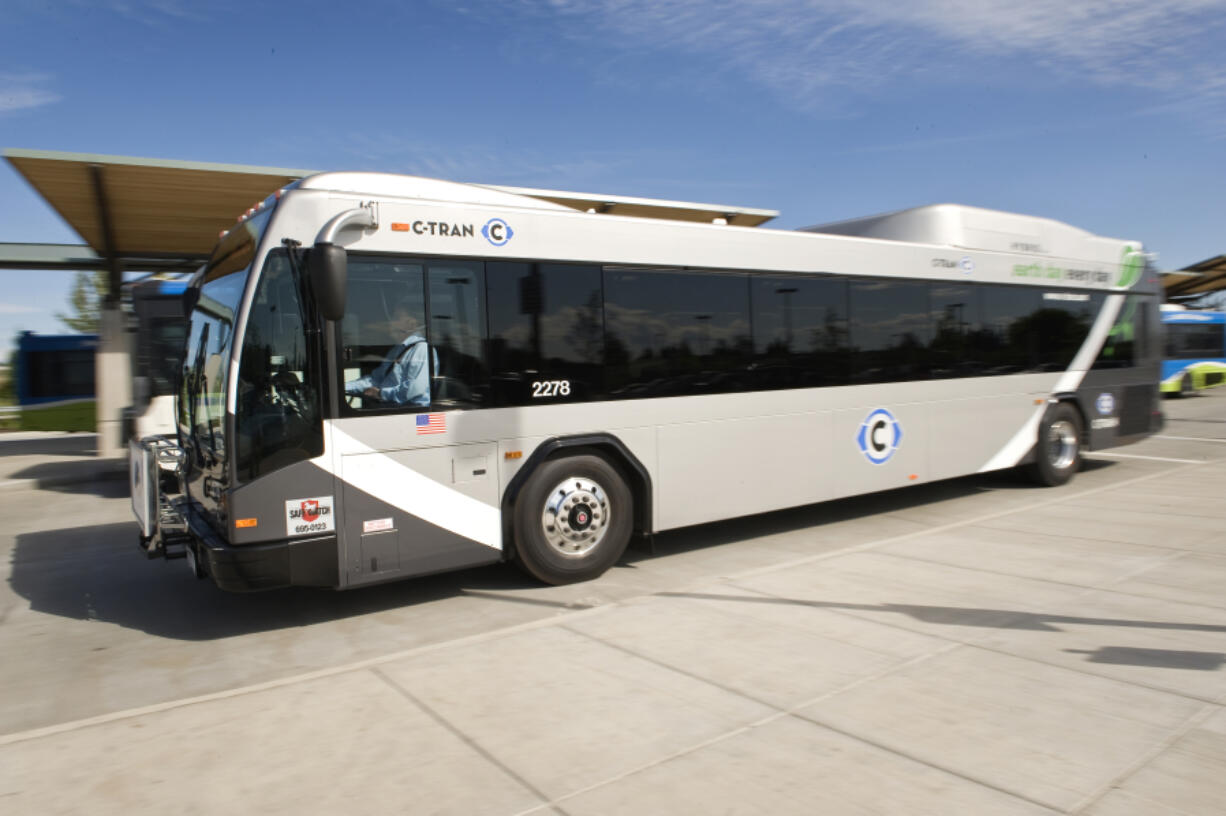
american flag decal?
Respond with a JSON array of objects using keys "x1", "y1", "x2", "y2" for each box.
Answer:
[{"x1": 416, "y1": 413, "x2": 446, "y2": 435}]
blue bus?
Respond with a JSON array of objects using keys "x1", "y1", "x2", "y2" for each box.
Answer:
[
  {"x1": 1161, "y1": 308, "x2": 1226, "y2": 395},
  {"x1": 13, "y1": 331, "x2": 99, "y2": 430}
]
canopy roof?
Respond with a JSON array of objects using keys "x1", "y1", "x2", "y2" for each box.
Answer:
[
  {"x1": 3, "y1": 148, "x2": 777, "y2": 276},
  {"x1": 1163, "y1": 254, "x2": 1226, "y2": 300},
  {"x1": 4, "y1": 149, "x2": 312, "y2": 268}
]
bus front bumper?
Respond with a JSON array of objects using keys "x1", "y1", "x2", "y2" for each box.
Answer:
[{"x1": 183, "y1": 505, "x2": 339, "y2": 592}]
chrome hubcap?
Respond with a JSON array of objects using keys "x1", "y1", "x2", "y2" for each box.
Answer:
[
  {"x1": 1047, "y1": 419, "x2": 1078, "y2": 470},
  {"x1": 541, "y1": 477, "x2": 610, "y2": 558}
]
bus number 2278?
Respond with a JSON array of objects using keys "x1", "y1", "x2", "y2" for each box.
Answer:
[{"x1": 531, "y1": 380, "x2": 571, "y2": 398}]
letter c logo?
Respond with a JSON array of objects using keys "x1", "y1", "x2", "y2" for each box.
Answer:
[
  {"x1": 482, "y1": 218, "x2": 513, "y2": 247},
  {"x1": 857, "y1": 408, "x2": 902, "y2": 465}
]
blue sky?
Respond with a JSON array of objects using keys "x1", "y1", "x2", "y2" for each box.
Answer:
[{"x1": 2, "y1": 0, "x2": 1225, "y2": 353}]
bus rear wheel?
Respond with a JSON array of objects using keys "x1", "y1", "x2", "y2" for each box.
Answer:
[
  {"x1": 513, "y1": 454, "x2": 633, "y2": 585},
  {"x1": 1029, "y1": 403, "x2": 1082, "y2": 487}
]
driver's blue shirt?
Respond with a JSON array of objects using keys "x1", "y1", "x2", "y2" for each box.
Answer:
[{"x1": 345, "y1": 333, "x2": 433, "y2": 406}]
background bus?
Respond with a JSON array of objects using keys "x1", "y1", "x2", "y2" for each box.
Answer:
[
  {"x1": 1161, "y1": 307, "x2": 1226, "y2": 395},
  {"x1": 122, "y1": 275, "x2": 190, "y2": 441},
  {"x1": 13, "y1": 331, "x2": 98, "y2": 431}
]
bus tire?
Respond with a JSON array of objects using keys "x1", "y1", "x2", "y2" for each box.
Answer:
[
  {"x1": 513, "y1": 454, "x2": 633, "y2": 585},
  {"x1": 1029, "y1": 402, "x2": 1082, "y2": 487},
  {"x1": 1179, "y1": 373, "x2": 1193, "y2": 397}
]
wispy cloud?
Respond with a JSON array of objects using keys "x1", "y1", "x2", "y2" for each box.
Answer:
[
  {"x1": 96, "y1": 0, "x2": 208, "y2": 26},
  {"x1": 493, "y1": 1, "x2": 1226, "y2": 122},
  {"x1": 329, "y1": 132, "x2": 645, "y2": 189},
  {"x1": 0, "y1": 72, "x2": 60, "y2": 114}
]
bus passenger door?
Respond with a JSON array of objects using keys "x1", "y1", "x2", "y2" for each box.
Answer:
[{"x1": 333, "y1": 256, "x2": 502, "y2": 586}]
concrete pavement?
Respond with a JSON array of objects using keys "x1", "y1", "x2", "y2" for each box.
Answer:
[
  {"x1": 0, "y1": 431, "x2": 124, "y2": 489},
  {"x1": 2, "y1": 393, "x2": 1225, "y2": 814}
]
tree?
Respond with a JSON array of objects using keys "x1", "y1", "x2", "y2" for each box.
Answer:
[{"x1": 56, "y1": 270, "x2": 110, "y2": 334}]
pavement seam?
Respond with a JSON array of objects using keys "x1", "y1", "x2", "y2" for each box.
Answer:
[
  {"x1": 787, "y1": 709, "x2": 1067, "y2": 814},
  {"x1": 866, "y1": 545, "x2": 1226, "y2": 613},
  {"x1": 509, "y1": 631, "x2": 1010, "y2": 816},
  {"x1": 969, "y1": 519, "x2": 1226, "y2": 560},
  {"x1": 710, "y1": 458, "x2": 1211, "y2": 585},
  {"x1": 708, "y1": 582, "x2": 1226, "y2": 813},
  {"x1": 1066, "y1": 702, "x2": 1223, "y2": 815},
  {"x1": 851, "y1": 545, "x2": 1188, "y2": 599},
  {"x1": 958, "y1": 640, "x2": 1226, "y2": 706},
  {"x1": 0, "y1": 604, "x2": 616, "y2": 746},
  {"x1": 726, "y1": 552, "x2": 1226, "y2": 708},
  {"x1": 368, "y1": 666, "x2": 567, "y2": 816}
]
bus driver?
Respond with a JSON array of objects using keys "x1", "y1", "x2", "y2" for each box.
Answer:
[{"x1": 345, "y1": 299, "x2": 433, "y2": 406}]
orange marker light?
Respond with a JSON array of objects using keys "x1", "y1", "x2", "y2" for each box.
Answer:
[
  {"x1": 908, "y1": 474, "x2": 918, "y2": 481},
  {"x1": 391, "y1": 222, "x2": 411, "y2": 232},
  {"x1": 505, "y1": 451, "x2": 523, "y2": 460},
  {"x1": 235, "y1": 518, "x2": 258, "y2": 529}
]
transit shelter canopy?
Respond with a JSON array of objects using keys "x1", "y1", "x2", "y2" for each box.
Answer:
[
  {"x1": 4, "y1": 149, "x2": 313, "y2": 264},
  {"x1": 5, "y1": 149, "x2": 780, "y2": 278},
  {"x1": 1164, "y1": 254, "x2": 1226, "y2": 299}
]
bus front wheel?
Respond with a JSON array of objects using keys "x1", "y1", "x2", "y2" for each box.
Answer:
[
  {"x1": 513, "y1": 454, "x2": 633, "y2": 585},
  {"x1": 1029, "y1": 403, "x2": 1082, "y2": 487}
]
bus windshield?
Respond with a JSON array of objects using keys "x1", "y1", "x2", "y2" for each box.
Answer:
[{"x1": 178, "y1": 211, "x2": 271, "y2": 457}]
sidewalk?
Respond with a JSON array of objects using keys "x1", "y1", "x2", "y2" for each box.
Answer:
[{"x1": 0, "y1": 432, "x2": 125, "y2": 489}]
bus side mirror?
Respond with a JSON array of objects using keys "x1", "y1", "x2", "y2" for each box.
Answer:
[{"x1": 308, "y1": 243, "x2": 348, "y2": 322}]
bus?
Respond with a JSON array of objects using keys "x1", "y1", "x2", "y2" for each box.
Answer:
[
  {"x1": 13, "y1": 331, "x2": 98, "y2": 431},
  {"x1": 130, "y1": 173, "x2": 1162, "y2": 591},
  {"x1": 1160, "y1": 307, "x2": 1226, "y2": 395},
  {"x1": 122, "y1": 275, "x2": 190, "y2": 441}
]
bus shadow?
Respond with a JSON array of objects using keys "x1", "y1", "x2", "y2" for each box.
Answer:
[
  {"x1": 7, "y1": 521, "x2": 542, "y2": 641},
  {"x1": 7, "y1": 465, "x2": 1119, "y2": 641}
]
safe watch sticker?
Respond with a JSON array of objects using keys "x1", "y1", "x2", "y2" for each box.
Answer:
[
  {"x1": 286, "y1": 496, "x2": 336, "y2": 537},
  {"x1": 857, "y1": 408, "x2": 903, "y2": 465}
]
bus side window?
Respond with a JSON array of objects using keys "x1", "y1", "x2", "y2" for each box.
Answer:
[
  {"x1": 849, "y1": 279, "x2": 932, "y2": 383},
  {"x1": 603, "y1": 268, "x2": 752, "y2": 398},
  {"x1": 427, "y1": 261, "x2": 488, "y2": 408},
  {"x1": 486, "y1": 262, "x2": 604, "y2": 405},
  {"x1": 1094, "y1": 295, "x2": 1140, "y2": 369},
  {"x1": 340, "y1": 259, "x2": 428, "y2": 411},
  {"x1": 751, "y1": 275, "x2": 850, "y2": 388}
]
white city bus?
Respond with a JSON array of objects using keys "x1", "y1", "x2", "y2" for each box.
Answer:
[{"x1": 131, "y1": 173, "x2": 1162, "y2": 590}]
